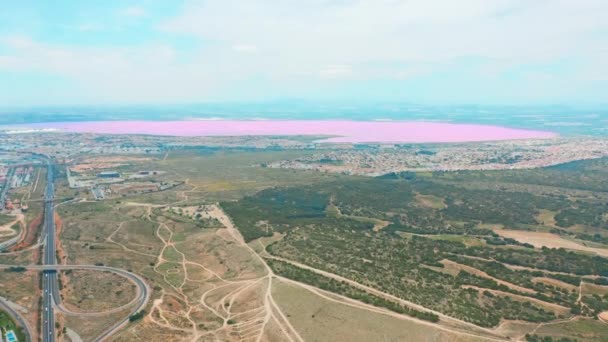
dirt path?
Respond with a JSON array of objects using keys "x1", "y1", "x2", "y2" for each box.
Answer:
[
  {"x1": 526, "y1": 315, "x2": 579, "y2": 338},
  {"x1": 442, "y1": 259, "x2": 537, "y2": 295},
  {"x1": 276, "y1": 276, "x2": 509, "y2": 342},
  {"x1": 0, "y1": 212, "x2": 25, "y2": 235},
  {"x1": 460, "y1": 286, "x2": 570, "y2": 315},
  {"x1": 264, "y1": 255, "x2": 506, "y2": 338},
  {"x1": 0, "y1": 219, "x2": 19, "y2": 236},
  {"x1": 213, "y1": 205, "x2": 303, "y2": 342},
  {"x1": 109, "y1": 200, "x2": 533, "y2": 341},
  {"x1": 327, "y1": 198, "x2": 390, "y2": 231},
  {"x1": 121, "y1": 200, "x2": 302, "y2": 342},
  {"x1": 216, "y1": 206, "x2": 513, "y2": 341}
]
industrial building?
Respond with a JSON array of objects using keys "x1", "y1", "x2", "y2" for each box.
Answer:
[{"x1": 97, "y1": 171, "x2": 120, "y2": 178}]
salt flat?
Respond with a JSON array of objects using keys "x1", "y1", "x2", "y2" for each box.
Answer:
[{"x1": 20, "y1": 120, "x2": 556, "y2": 143}]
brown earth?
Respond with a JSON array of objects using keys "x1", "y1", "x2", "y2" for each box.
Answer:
[
  {"x1": 494, "y1": 230, "x2": 608, "y2": 258},
  {"x1": 9, "y1": 213, "x2": 41, "y2": 252},
  {"x1": 441, "y1": 259, "x2": 537, "y2": 295},
  {"x1": 55, "y1": 213, "x2": 68, "y2": 265}
]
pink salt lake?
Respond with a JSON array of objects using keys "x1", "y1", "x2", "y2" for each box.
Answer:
[{"x1": 27, "y1": 121, "x2": 557, "y2": 143}]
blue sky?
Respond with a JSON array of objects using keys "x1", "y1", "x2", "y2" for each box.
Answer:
[{"x1": 1, "y1": 0, "x2": 607, "y2": 106}]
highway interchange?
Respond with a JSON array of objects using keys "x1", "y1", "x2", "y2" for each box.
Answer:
[{"x1": 1, "y1": 158, "x2": 150, "y2": 341}]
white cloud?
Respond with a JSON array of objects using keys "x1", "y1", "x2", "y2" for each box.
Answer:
[
  {"x1": 232, "y1": 44, "x2": 258, "y2": 53},
  {"x1": 2, "y1": 35, "x2": 35, "y2": 49},
  {"x1": 76, "y1": 23, "x2": 105, "y2": 32},
  {"x1": 1, "y1": 0, "x2": 608, "y2": 104},
  {"x1": 166, "y1": 0, "x2": 607, "y2": 62},
  {"x1": 121, "y1": 6, "x2": 146, "y2": 17},
  {"x1": 319, "y1": 64, "x2": 352, "y2": 78}
]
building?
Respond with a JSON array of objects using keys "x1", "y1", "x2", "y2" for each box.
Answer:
[
  {"x1": 91, "y1": 187, "x2": 105, "y2": 200},
  {"x1": 97, "y1": 171, "x2": 120, "y2": 178}
]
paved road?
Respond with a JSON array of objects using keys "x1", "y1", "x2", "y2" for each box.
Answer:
[
  {"x1": 41, "y1": 161, "x2": 56, "y2": 342},
  {"x1": 39, "y1": 160, "x2": 149, "y2": 341},
  {"x1": 1, "y1": 156, "x2": 150, "y2": 341},
  {"x1": 0, "y1": 264, "x2": 150, "y2": 342}
]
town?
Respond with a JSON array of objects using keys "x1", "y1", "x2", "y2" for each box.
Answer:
[{"x1": 266, "y1": 138, "x2": 608, "y2": 175}]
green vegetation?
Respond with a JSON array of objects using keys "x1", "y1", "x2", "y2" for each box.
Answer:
[
  {"x1": 53, "y1": 150, "x2": 608, "y2": 339},
  {"x1": 0, "y1": 213, "x2": 15, "y2": 226},
  {"x1": 267, "y1": 227, "x2": 558, "y2": 327},
  {"x1": 224, "y1": 158, "x2": 608, "y2": 328},
  {"x1": 0, "y1": 310, "x2": 26, "y2": 342},
  {"x1": 267, "y1": 259, "x2": 439, "y2": 322},
  {"x1": 128, "y1": 310, "x2": 146, "y2": 322},
  {"x1": 5, "y1": 266, "x2": 26, "y2": 273},
  {"x1": 152, "y1": 150, "x2": 349, "y2": 202},
  {"x1": 222, "y1": 187, "x2": 330, "y2": 242},
  {"x1": 525, "y1": 334, "x2": 578, "y2": 342}
]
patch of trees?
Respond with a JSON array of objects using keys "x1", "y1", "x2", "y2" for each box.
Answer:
[
  {"x1": 129, "y1": 310, "x2": 145, "y2": 322},
  {"x1": 267, "y1": 259, "x2": 439, "y2": 323},
  {"x1": 466, "y1": 246, "x2": 608, "y2": 277},
  {"x1": 431, "y1": 157, "x2": 608, "y2": 193},
  {"x1": 554, "y1": 202, "x2": 608, "y2": 230},
  {"x1": 222, "y1": 161, "x2": 608, "y2": 328},
  {"x1": 581, "y1": 294, "x2": 608, "y2": 316},
  {"x1": 222, "y1": 186, "x2": 330, "y2": 241},
  {"x1": 268, "y1": 227, "x2": 561, "y2": 327},
  {"x1": 525, "y1": 334, "x2": 578, "y2": 342}
]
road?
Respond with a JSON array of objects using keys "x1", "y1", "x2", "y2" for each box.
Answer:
[
  {"x1": 1, "y1": 156, "x2": 150, "y2": 341},
  {"x1": 41, "y1": 161, "x2": 56, "y2": 342},
  {"x1": 38, "y1": 159, "x2": 150, "y2": 341},
  {"x1": 0, "y1": 264, "x2": 150, "y2": 342},
  {"x1": 0, "y1": 296, "x2": 33, "y2": 342},
  {"x1": 0, "y1": 158, "x2": 56, "y2": 341}
]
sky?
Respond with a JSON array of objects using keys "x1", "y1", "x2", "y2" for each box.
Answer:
[{"x1": 1, "y1": 0, "x2": 607, "y2": 106}]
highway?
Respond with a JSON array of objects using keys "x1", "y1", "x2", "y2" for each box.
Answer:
[
  {"x1": 1, "y1": 156, "x2": 150, "y2": 341},
  {"x1": 39, "y1": 160, "x2": 150, "y2": 341},
  {"x1": 41, "y1": 161, "x2": 56, "y2": 342},
  {"x1": 0, "y1": 264, "x2": 150, "y2": 342}
]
